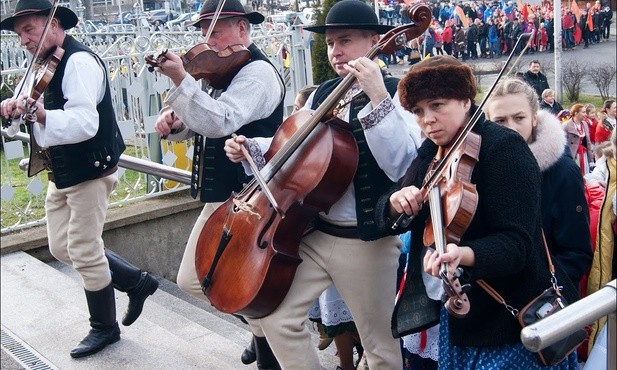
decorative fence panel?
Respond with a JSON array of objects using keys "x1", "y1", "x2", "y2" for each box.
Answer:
[{"x1": 1, "y1": 22, "x2": 313, "y2": 233}]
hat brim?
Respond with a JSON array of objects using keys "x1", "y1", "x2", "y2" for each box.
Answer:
[
  {"x1": 1, "y1": 6, "x2": 78, "y2": 31},
  {"x1": 191, "y1": 12, "x2": 264, "y2": 28},
  {"x1": 304, "y1": 23, "x2": 394, "y2": 34}
]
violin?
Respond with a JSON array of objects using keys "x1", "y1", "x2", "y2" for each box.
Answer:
[
  {"x1": 193, "y1": 4, "x2": 432, "y2": 318},
  {"x1": 144, "y1": 44, "x2": 251, "y2": 89},
  {"x1": 4, "y1": 0, "x2": 64, "y2": 138},
  {"x1": 422, "y1": 133, "x2": 481, "y2": 318}
]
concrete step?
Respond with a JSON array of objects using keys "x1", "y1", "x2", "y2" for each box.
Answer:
[{"x1": 1, "y1": 251, "x2": 339, "y2": 369}]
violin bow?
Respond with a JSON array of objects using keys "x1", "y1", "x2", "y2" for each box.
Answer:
[{"x1": 392, "y1": 32, "x2": 534, "y2": 230}]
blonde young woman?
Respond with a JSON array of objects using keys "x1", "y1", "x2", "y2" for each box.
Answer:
[{"x1": 484, "y1": 78, "x2": 593, "y2": 289}]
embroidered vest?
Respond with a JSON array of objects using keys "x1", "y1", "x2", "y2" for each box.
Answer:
[
  {"x1": 311, "y1": 74, "x2": 399, "y2": 241},
  {"x1": 42, "y1": 36, "x2": 125, "y2": 189},
  {"x1": 192, "y1": 43, "x2": 285, "y2": 203}
]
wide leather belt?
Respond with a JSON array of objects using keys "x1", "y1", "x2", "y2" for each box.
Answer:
[
  {"x1": 47, "y1": 165, "x2": 118, "y2": 183},
  {"x1": 314, "y1": 218, "x2": 359, "y2": 239}
]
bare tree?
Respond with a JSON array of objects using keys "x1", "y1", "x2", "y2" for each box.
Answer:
[
  {"x1": 588, "y1": 63, "x2": 617, "y2": 101},
  {"x1": 562, "y1": 59, "x2": 587, "y2": 103}
]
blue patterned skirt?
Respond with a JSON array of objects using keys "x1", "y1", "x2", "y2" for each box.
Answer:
[{"x1": 438, "y1": 308, "x2": 578, "y2": 370}]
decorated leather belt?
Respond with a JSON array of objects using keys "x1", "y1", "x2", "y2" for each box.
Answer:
[{"x1": 313, "y1": 218, "x2": 359, "y2": 239}]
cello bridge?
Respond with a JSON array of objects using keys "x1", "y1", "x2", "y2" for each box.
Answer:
[{"x1": 233, "y1": 198, "x2": 262, "y2": 220}]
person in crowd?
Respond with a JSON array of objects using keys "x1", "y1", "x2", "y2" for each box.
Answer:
[
  {"x1": 0, "y1": 0, "x2": 158, "y2": 358},
  {"x1": 151, "y1": 0, "x2": 285, "y2": 368},
  {"x1": 373, "y1": 55, "x2": 580, "y2": 370},
  {"x1": 441, "y1": 19, "x2": 454, "y2": 55},
  {"x1": 509, "y1": 17, "x2": 522, "y2": 54},
  {"x1": 520, "y1": 60, "x2": 549, "y2": 100},
  {"x1": 453, "y1": 23, "x2": 466, "y2": 60},
  {"x1": 467, "y1": 19, "x2": 479, "y2": 59},
  {"x1": 309, "y1": 285, "x2": 363, "y2": 370},
  {"x1": 223, "y1": 1, "x2": 421, "y2": 368},
  {"x1": 484, "y1": 78, "x2": 593, "y2": 289},
  {"x1": 599, "y1": 6, "x2": 612, "y2": 41},
  {"x1": 585, "y1": 129, "x2": 616, "y2": 355},
  {"x1": 539, "y1": 89, "x2": 564, "y2": 116},
  {"x1": 596, "y1": 99, "x2": 616, "y2": 143},
  {"x1": 562, "y1": 9, "x2": 576, "y2": 50},
  {"x1": 537, "y1": 22, "x2": 547, "y2": 52},
  {"x1": 564, "y1": 104, "x2": 595, "y2": 175},
  {"x1": 584, "y1": 103, "x2": 599, "y2": 145},
  {"x1": 487, "y1": 17, "x2": 500, "y2": 58},
  {"x1": 585, "y1": 141, "x2": 613, "y2": 186}
]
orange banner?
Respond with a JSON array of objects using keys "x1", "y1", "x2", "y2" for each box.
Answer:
[
  {"x1": 570, "y1": 0, "x2": 582, "y2": 23},
  {"x1": 454, "y1": 5, "x2": 469, "y2": 28}
]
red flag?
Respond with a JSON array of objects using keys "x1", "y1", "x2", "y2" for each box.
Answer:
[
  {"x1": 570, "y1": 1, "x2": 582, "y2": 23},
  {"x1": 521, "y1": 3, "x2": 529, "y2": 21}
]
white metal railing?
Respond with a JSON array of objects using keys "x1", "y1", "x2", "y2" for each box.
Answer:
[
  {"x1": 521, "y1": 280, "x2": 616, "y2": 369},
  {"x1": 0, "y1": 21, "x2": 313, "y2": 233}
]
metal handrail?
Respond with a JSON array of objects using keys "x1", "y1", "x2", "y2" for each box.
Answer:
[
  {"x1": 521, "y1": 279, "x2": 616, "y2": 368},
  {"x1": 1, "y1": 128, "x2": 191, "y2": 185}
]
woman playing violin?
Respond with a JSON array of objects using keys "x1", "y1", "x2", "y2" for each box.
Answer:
[
  {"x1": 0, "y1": 0, "x2": 158, "y2": 359},
  {"x1": 374, "y1": 56, "x2": 579, "y2": 369}
]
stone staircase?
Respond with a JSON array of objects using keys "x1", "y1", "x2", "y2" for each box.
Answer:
[{"x1": 1, "y1": 251, "x2": 339, "y2": 370}]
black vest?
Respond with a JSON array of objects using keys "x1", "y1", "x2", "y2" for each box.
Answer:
[
  {"x1": 195, "y1": 43, "x2": 285, "y2": 203},
  {"x1": 311, "y1": 75, "x2": 399, "y2": 241},
  {"x1": 42, "y1": 36, "x2": 125, "y2": 189}
]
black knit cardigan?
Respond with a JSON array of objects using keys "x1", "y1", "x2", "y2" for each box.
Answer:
[{"x1": 375, "y1": 114, "x2": 580, "y2": 347}]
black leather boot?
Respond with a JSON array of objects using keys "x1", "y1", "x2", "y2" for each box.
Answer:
[
  {"x1": 254, "y1": 336, "x2": 281, "y2": 370},
  {"x1": 70, "y1": 284, "x2": 121, "y2": 358},
  {"x1": 240, "y1": 335, "x2": 257, "y2": 364},
  {"x1": 106, "y1": 249, "x2": 159, "y2": 326}
]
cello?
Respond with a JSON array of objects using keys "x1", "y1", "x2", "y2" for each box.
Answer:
[{"x1": 194, "y1": 4, "x2": 432, "y2": 318}]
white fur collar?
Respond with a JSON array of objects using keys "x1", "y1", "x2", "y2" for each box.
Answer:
[{"x1": 528, "y1": 110, "x2": 567, "y2": 171}]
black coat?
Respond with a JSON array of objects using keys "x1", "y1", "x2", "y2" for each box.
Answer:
[
  {"x1": 375, "y1": 115, "x2": 579, "y2": 347},
  {"x1": 539, "y1": 100, "x2": 564, "y2": 116},
  {"x1": 522, "y1": 70, "x2": 550, "y2": 99}
]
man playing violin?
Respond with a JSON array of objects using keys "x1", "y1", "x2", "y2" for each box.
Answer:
[
  {"x1": 0, "y1": 0, "x2": 158, "y2": 359},
  {"x1": 152, "y1": 0, "x2": 284, "y2": 367},
  {"x1": 373, "y1": 55, "x2": 580, "y2": 369},
  {"x1": 224, "y1": 1, "x2": 422, "y2": 368}
]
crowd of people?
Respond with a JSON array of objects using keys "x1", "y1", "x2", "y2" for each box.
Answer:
[
  {"x1": 1, "y1": 0, "x2": 614, "y2": 369},
  {"x1": 378, "y1": 0, "x2": 613, "y2": 64}
]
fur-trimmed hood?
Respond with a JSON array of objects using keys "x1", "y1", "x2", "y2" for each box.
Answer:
[{"x1": 528, "y1": 110, "x2": 567, "y2": 172}]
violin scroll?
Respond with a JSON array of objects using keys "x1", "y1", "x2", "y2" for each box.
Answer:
[
  {"x1": 377, "y1": 3, "x2": 431, "y2": 55},
  {"x1": 441, "y1": 267, "x2": 471, "y2": 318}
]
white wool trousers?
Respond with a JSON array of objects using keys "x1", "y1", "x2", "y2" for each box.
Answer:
[{"x1": 46, "y1": 173, "x2": 118, "y2": 291}]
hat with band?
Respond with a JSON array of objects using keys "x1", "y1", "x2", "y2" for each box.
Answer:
[
  {"x1": 305, "y1": 0, "x2": 394, "y2": 34},
  {"x1": 1, "y1": 0, "x2": 78, "y2": 31},
  {"x1": 192, "y1": 0, "x2": 264, "y2": 28}
]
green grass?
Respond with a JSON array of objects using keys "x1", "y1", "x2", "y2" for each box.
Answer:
[{"x1": 1, "y1": 144, "x2": 143, "y2": 230}]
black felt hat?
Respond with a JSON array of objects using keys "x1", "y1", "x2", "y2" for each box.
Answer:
[
  {"x1": 1, "y1": 0, "x2": 78, "y2": 31},
  {"x1": 305, "y1": 0, "x2": 393, "y2": 34},
  {"x1": 192, "y1": 0, "x2": 264, "y2": 28}
]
